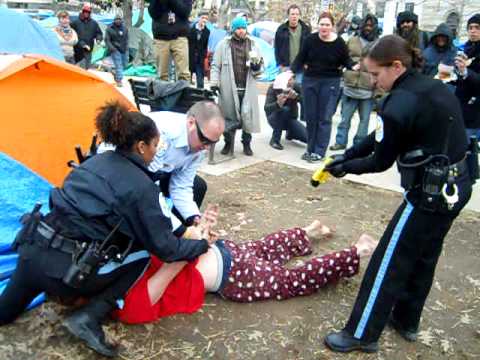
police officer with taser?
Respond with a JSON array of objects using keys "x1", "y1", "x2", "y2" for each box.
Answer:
[
  {"x1": 322, "y1": 35, "x2": 476, "y2": 353},
  {"x1": 0, "y1": 102, "x2": 216, "y2": 357}
]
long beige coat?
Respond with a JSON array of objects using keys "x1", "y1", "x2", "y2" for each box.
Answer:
[{"x1": 210, "y1": 35, "x2": 262, "y2": 133}]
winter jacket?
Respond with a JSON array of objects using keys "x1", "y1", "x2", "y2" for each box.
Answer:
[
  {"x1": 71, "y1": 15, "x2": 102, "y2": 51},
  {"x1": 210, "y1": 35, "x2": 262, "y2": 133},
  {"x1": 274, "y1": 19, "x2": 311, "y2": 67},
  {"x1": 455, "y1": 41, "x2": 480, "y2": 129},
  {"x1": 422, "y1": 23, "x2": 456, "y2": 77},
  {"x1": 54, "y1": 26, "x2": 78, "y2": 59},
  {"x1": 105, "y1": 23, "x2": 129, "y2": 54},
  {"x1": 148, "y1": 0, "x2": 192, "y2": 40},
  {"x1": 187, "y1": 25, "x2": 210, "y2": 72}
]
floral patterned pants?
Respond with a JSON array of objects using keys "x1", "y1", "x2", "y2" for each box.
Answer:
[{"x1": 220, "y1": 227, "x2": 360, "y2": 302}]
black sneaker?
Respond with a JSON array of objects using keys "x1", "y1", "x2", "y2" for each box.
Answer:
[
  {"x1": 308, "y1": 153, "x2": 323, "y2": 162},
  {"x1": 301, "y1": 152, "x2": 311, "y2": 161},
  {"x1": 389, "y1": 317, "x2": 418, "y2": 342},
  {"x1": 324, "y1": 330, "x2": 378, "y2": 353},
  {"x1": 269, "y1": 139, "x2": 284, "y2": 150},
  {"x1": 329, "y1": 143, "x2": 346, "y2": 151}
]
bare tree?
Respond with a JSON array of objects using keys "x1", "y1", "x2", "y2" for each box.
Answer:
[{"x1": 134, "y1": 0, "x2": 146, "y2": 28}]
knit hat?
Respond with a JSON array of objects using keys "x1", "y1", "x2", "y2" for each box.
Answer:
[
  {"x1": 396, "y1": 11, "x2": 418, "y2": 29},
  {"x1": 467, "y1": 14, "x2": 480, "y2": 28},
  {"x1": 82, "y1": 3, "x2": 92, "y2": 12},
  {"x1": 114, "y1": 13, "x2": 123, "y2": 20},
  {"x1": 231, "y1": 17, "x2": 247, "y2": 32},
  {"x1": 273, "y1": 70, "x2": 294, "y2": 90}
]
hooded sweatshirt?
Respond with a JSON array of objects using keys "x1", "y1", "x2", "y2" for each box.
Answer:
[{"x1": 422, "y1": 23, "x2": 457, "y2": 77}]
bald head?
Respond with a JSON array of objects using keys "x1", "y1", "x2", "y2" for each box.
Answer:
[{"x1": 186, "y1": 101, "x2": 225, "y2": 152}]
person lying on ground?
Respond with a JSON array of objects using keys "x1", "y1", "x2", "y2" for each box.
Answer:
[{"x1": 114, "y1": 212, "x2": 378, "y2": 324}]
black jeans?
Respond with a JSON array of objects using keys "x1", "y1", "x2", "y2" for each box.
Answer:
[
  {"x1": 0, "y1": 239, "x2": 148, "y2": 325},
  {"x1": 267, "y1": 107, "x2": 307, "y2": 143}
]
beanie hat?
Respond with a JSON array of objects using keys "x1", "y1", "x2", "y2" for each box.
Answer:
[
  {"x1": 467, "y1": 14, "x2": 480, "y2": 28},
  {"x1": 396, "y1": 11, "x2": 418, "y2": 29},
  {"x1": 231, "y1": 17, "x2": 247, "y2": 32}
]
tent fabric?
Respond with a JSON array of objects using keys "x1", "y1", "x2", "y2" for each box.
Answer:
[
  {"x1": 0, "y1": 54, "x2": 135, "y2": 186},
  {"x1": 0, "y1": 152, "x2": 51, "y2": 254},
  {"x1": 0, "y1": 151, "x2": 52, "y2": 311},
  {"x1": 0, "y1": 8, "x2": 64, "y2": 61}
]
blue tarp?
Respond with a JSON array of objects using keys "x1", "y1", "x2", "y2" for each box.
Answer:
[
  {"x1": 0, "y1": 8, "x2": 64, "y2": 60},
  {"x1": 0, "y1": 152, "x2": 51, "y2": 310}
]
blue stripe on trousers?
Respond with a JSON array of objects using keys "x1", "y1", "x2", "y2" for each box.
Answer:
[{"x1": 354, "y1": 202, "x2": 414, "y2": 339}]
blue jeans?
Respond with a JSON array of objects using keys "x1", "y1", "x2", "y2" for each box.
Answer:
[
  {"x1": 335, "y1": 95, "x2": 374, "y2": 146},
  {"x1": 302, "y1": 76, "x2": 341, "y2": 156},
  {"x1": 267, "y1": 107, "x2": 307, "y2": 143},
  {"x1": 194, "y1": 63, "x2": 204, "y2": 89},
  {"x1": 111, "y1": 50, "x2": 128, "y2": 82}
]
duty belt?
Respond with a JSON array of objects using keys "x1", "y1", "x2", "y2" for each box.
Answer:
[
  {"x1": 36, "y1": 221, "x2": 79, "y2": 254},
  {"x1": 450, "y1": 157, "x2": 468, "y2": 175}
]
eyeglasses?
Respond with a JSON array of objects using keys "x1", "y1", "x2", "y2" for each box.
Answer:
[{"x1": 195, "y1": 119, "x2": 218, "y2": 145}]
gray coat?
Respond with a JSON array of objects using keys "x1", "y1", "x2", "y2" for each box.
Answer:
[{"x1": 210, "y1": 35, "x2": 262, "y2": 133}]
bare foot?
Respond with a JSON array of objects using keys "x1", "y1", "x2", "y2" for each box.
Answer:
[
  {"x1": 355, "y1": 234, "x2": 378, "y2": 257},
  {"x1": 303, "y1": 220, "x2": 335, "y2": 241}
]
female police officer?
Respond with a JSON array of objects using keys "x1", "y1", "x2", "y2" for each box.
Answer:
[
  {"x1": 323, "y1": 35, "x2": 473, "y2": 353},
  {"x1": 0, "y1": 102, "x2": 213, "y2": 357}
]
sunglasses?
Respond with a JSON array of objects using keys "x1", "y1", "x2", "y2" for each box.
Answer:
[{"x1": 195, "y1": 119, "x2": 217, "y2": 145}]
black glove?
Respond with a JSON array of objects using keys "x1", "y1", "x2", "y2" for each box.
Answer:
[
  {"x1": 326, "y1": 154, "x2": 347, "y2": 169},
  {"x1": 325, "y1": 154, "x2": 347, "y2": 178}
]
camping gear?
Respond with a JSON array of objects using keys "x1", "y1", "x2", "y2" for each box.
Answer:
[{"x1": 0, "y1": 54, "x2": 135, "y2": 186}]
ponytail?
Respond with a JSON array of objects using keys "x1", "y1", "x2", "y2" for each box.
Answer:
[
  {"x1": 367, "y1": 34, "x2": 424, "y2": 70},
  {"x1": 95, "y1": 101, "x2": 158, "y2": 151}
]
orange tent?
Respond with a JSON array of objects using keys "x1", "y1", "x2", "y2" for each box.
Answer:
[{"x1": 0, "y1": 54, "x2": 135, "y2": 185}]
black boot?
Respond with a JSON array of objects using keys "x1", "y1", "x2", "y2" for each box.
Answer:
[
  {"x1": 220, "y1": 141, "x2": 232, "y2": 155},
  {"x1": 64, "y1": 302, "x2": 118, "y2": 358},
  {"x1": 324, "y1": 330, "x2": 378, "y2": 353},
  {"x1": 242, "y1": 142, "x2": 253, "y2": 156},
  {"x1": 389, "y1": 316, "x2": 418, "y2": 342}
]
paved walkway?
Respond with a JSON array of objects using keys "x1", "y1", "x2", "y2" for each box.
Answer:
[{"x1": 98, "y1": 71, "x2": 479, "y2": 212}]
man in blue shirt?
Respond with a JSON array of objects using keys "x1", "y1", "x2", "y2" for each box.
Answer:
[{"x1": 148, "y1": 101, "x2": 225, "y2": 230}]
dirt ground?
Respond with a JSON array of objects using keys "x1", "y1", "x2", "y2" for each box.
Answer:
[{"x1": 0, "y1": 161, "x2": 479, "y2": 360}]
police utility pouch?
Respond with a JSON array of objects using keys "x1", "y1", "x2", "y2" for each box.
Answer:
[
  {"x1": 12, "y1": 203, "x2": 42, "y2": 251},
  {"x1": 466, "y1": 136, "x2": 479, "y2": 183},
  {"x1": 62, "y1": 218, "x2": 130, "y2": 288},
  {"x1": 419, "y1": 158, "x2": 450, "y2": 212}
]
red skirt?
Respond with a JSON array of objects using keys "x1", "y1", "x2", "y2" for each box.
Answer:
[{"x1": 114, "y1": 256, "x2": 205, "y2": 324}]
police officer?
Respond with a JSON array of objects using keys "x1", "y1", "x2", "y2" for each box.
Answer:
[
  {"x1": 323, "y1": 35, "x2": 473, "y2": 353},
  {"x1": 98, "y1": 101, "x2": 225, "y2": 232},
  {"x1": 0, "y1": 102, "x2": 216, "y2": 357},
  {"x1": 148, "y1": 101, "x2": 225, "y2": 229}
]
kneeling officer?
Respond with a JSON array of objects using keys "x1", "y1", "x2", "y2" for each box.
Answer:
[
  {"x1": 0, "y1": 102, "x2": 212, "y2": 357},
  {"x1": 323, "y1": 35, "x2": 475, "y2": 353}
]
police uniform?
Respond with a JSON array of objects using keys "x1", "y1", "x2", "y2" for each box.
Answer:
[
  {"x1": 334, "y1": 69, "x2": 472, "y2": 343},
  {"x1": 148, "y1": 112, "x2": 207, "y2": 227},
  {"x1": 0, "y1": 149, "x2": 209, "y2": 327}
]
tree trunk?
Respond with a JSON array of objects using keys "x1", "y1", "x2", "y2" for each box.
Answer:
[
  {"x1": 122, "y1": 0, "x2": 133, "y2": 29},
  {"x1": 134, "y1": 0, "x2": 145, "y2": 28}
]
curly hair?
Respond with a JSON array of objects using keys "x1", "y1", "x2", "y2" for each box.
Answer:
[{"x1": 95, "y1": 102, "x2": 158, "y2": 151}]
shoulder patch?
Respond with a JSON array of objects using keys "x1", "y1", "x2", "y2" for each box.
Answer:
[
  {"x1": 158, "y1": 194, "x2": 173, "y2": 218},
  {"x1": 375, "y1": 115, "x2": 384, "y2": 142}
]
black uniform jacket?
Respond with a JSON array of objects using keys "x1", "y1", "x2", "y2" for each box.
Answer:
[
  {"x1": 49, "y1": 150, "x2": 209, "y2": 263},
  {"x1": 342, "y1": 70, "x2": 468, "y2": 199}
]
